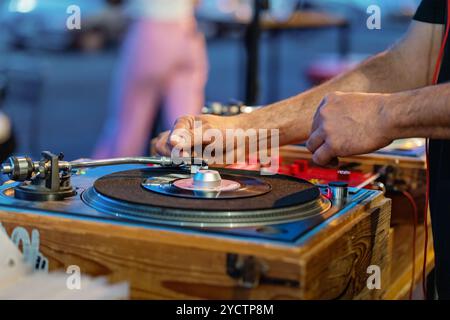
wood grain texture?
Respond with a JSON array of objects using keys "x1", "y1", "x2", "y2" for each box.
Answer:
[
  {"x1": 281, "y1": 145, "x2": 426, "y2": 170},
  {"x1": 301, "y1": 199, "x2": 391, "y2": 299}
]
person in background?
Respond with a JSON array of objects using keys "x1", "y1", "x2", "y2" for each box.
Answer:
[
  {"x1": 0, "y1": 76, "x2": 15, "y2": 165},
  {"x1": 0, "y1": 111, "x2": 15, "y2": 163},
  {"x1": 93, "y1": 0, "x2": 207, "y2": 158}
]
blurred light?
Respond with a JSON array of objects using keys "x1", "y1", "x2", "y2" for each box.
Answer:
[
  {"x1": 235, "y1": 2, "x2": 252, "y2": 21},
  {"x1": 8, "y1": 0, "x2": 38, "y2": 13},
  {"x1": 241, "y1": 106, "x2": 257, "y2": 114},
  {"x1": 215, "y1": 0, "x2": 253, "y2": 21},
  {"x1": 217, "y1": 0, "x2": 236, "y2": 13},
  {"x1": 269, "y1": 0, "x2": 297, "y2": 22}
]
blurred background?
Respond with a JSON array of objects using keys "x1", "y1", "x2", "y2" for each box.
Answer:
[{"x1": 0, "y1": 0, "x2": 421, "y2": 160}]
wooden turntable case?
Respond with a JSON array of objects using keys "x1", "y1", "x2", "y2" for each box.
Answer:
[{"x1": 0, "y1": 190, "x2": 391, "y2": 300}]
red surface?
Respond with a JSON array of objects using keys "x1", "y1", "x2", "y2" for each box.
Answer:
[{"x1": 227, "y1": 158, "x2": 375, "y2": 188}]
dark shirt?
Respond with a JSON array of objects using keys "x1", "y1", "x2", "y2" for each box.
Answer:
[{"x1": 414, "y1": 0, "x2": 450, "y2": 299}]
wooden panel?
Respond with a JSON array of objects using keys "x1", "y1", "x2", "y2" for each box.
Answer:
[
  {"x1": 0, "y1": 212, "x2": 302, "y2": 299},
  {"x1": 300, "y1": 199, "x2": 391, "y2": 299},
  {"x1": 280, "y1": 145, "x2": 426, "y2": 170},
  {"x1": 0, "y1": 191, "x2": 391, "y2": 299}
]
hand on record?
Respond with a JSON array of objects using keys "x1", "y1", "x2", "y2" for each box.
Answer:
[
  {"x1": 306, "y1": 92, "x2": 394, "y2": 166},
  {"x1": 153, "y1": 114, "x2": 245, "y2": 162}
]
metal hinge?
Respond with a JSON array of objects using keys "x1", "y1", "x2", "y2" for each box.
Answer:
[{"x1": 226, "y1": 254, "x2": 300, "y2": 289}]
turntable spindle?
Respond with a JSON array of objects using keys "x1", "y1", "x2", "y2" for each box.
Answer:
[{"x1": 192, "y1": 170, "x2": 222, "y2": 188}]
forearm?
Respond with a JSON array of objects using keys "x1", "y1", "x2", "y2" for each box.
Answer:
[
  {"x1": 387, "y1": 84, "x2": 450, "y2": 140},
  {"x1": 239, "y1": 47, "x2": 429, "y2": 145}
]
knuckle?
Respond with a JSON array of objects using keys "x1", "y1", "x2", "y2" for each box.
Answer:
[
  {"x1": 157, "y1": 140, "x2": 165, "y2": 151},
  {"x1": 327, "y1": 140, "x2": 339, "y2": 154},
  {"x1": 326, "y1": 92, "x2": 336, "y2": 101},
  {"x1": 173, "y1": 117, "x2": 183, "y2": 126},
  {"x1": 313, "y1": 153, "x2": 325, "y2": 166},
  {"x1": 322, "y1": 123, "x2": 332, "y2": 135},
  {"x1": 202, "y1": 121, "x2": 213, "y2": 130},
  {"x1": 306, "y1": 139, "x2": 312, "y2": 150},
  {"x1": 175, "y1": 115, "x2": 192, "y2": 127},
  {"x1": 327, "y1": 92, "x2": 343, "y2": 104},
  {"x1": 318, "y1": 107, "x2": 327, "y2": 119}
]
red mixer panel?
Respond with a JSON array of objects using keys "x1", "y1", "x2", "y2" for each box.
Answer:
[{"x1": 228, "y1": 158, "x2": 376, "y2": 188}]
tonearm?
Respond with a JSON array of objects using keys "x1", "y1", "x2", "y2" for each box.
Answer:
[{"x1": 0, "y1": 151, "x2": 208, "y2": 201}]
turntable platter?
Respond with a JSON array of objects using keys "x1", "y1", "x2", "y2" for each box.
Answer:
[{"x1": 81, "y1": 167, "x2": 331, "y2": 227}]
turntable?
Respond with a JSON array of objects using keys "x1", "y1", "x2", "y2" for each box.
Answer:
[{"x1": 0, "y1": 151, "x2": 392, "y2": 299}]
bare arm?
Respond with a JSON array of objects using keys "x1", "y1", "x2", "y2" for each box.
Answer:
[
  {"x1": 237, "y1": 20, "x2": 444, "y2": 145},
  {"x1": 155, "y1": 20, "x2": 445, "y2": 158},
  {"x1": 388, "y1": 84, "x2": 450, "y2": 140},
  {"x1": 302, "y1": 20, "x2": 450, "y2": 166},
  {"x1": 304, "y1": 83, "x2": 450, "y2": 166}
]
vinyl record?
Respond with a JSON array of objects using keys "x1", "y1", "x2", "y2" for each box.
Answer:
[
  {"x1": 82, "y1": 167, "x2": 331, "y2": 228},
  {"x1": 141, "y1": 172, "x2": 271, "y2": 199}
]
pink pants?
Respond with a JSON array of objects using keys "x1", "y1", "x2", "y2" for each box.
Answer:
[{"x1": 93, "y1": 18, "x2": 207, "y2": 158}]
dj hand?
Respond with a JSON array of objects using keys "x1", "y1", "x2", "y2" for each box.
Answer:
[
  {"x1": 153, "y1": 114, "x2": 243, "y2": 157},
  {"x1": 306, "y1": 92, "x2": 394, "y2": 166}
]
